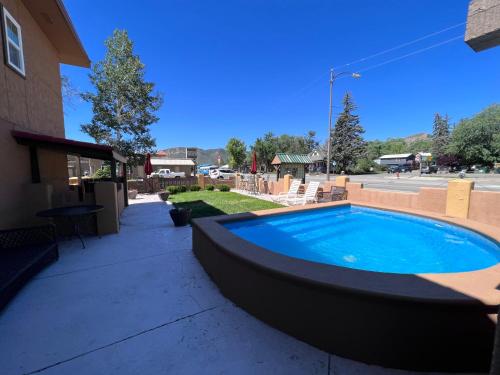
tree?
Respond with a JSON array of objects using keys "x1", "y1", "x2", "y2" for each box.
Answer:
[
  {"x1": 304, "y1": 130, "x2": 319, "y2": 153},
  {"x1": 226, "y1": 138, "x2": 247, "y2": 170},
  {"x1": 431, "y1": 113, "x2": 450, "y2": 161},
  {"x1": 330, "y1": 92, "x2": 366, "y2": 172},
  {"x1": 81, "y1": 30, "x2": 163, "y2": 166},
  {"x1": 447, "y1": 104, "x2": 500, "y2": 166}
]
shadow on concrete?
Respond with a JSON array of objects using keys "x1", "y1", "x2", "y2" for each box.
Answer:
[{"x1": 172, "y1": 200, "x2": 226, "y2": 220}]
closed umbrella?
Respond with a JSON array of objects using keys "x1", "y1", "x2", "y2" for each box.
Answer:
[
  {"x1": 250, "y1": 151, "x2": 257, "y2": 174},
  {"x1": 144, "y1": 153, "x2": 153, "y2": 176},
  {"x1": 250, "y1": 151, "x2": 257, "y2": 194},
  {"x1": 144, "y1": 153, "x2": 153, "y2": 193}
]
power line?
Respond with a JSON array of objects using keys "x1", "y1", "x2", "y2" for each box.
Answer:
[
  {"x1": 285, "y1": 21, "x2": 468, "y2": 99},
  {"x1": 356, "y1": 35, "x2": 463, "y2": 73},
  {"x1": 333, "y1": 22, "x2": 465, "y2": 71}
]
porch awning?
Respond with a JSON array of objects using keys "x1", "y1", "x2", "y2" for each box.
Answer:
[{"x1": 12, "y1": 130, "x2": 126, "y2": 163}]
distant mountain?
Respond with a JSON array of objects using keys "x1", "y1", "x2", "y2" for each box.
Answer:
[
  {"x1": 403, "y1": 133, "x2": 430, "y2": 144},
  {"x1": 161, "y1": 147, "x2": 228, "y2": 165}
]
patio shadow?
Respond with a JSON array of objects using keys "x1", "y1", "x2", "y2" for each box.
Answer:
[{"x1": 172, "y1": 200, "x2": 226, "y2": 220}]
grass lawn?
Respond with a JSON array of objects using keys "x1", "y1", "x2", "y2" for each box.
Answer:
[{"x1": 169, "y1": 191, "x2": 283, "y2": 219}]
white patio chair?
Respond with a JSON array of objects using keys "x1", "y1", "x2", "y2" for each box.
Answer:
[
  {"x1": 286, "y1": 181, "x2": 320, "y2": 206},
  {"x1": 272, "y1": 179, "x2": 301, "y2": 202}
]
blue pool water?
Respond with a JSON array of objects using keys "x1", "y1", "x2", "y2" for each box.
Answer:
[{"x1": 224, "y1": 205, "x2": 500, "y2": 274}]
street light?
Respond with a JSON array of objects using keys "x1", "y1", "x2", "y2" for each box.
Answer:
[{"x1": 326, "y1": 69, "x2": 361, "y2": 181}]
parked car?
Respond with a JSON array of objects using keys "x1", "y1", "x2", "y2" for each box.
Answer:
[
  {"x1": 198, "y1": 165, "x2": 218, "y2": 175},
  {"x1": 387, "y1": 165, "x2": 400, "y2": 173},
  {"x1": 387, "y1": 165, "x2": 411, "y2": 173},
  {"x1": 421, "y1": 165, "x2": 437, "y2": 174},
  {"x1": 151, "y1": 169, "x2": 185, "y2": 178},
  {"x1": 210, "y1": 168, "x2": 236, "y2": 179}
]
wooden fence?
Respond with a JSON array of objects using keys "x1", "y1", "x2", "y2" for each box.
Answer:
[{"x1": 128, "y1": 177, "x2": 198, "y2": 193}]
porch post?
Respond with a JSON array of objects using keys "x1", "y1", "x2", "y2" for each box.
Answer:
[
  {"x1": 123, "y1": 163, "x2": 129, "y2": 207},
  {"x1": 29, "y1": 146, "x2": 41, "y2": 183}
]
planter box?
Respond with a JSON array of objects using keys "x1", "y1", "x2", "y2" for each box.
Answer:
[
  {"x1": 128, "y1": 189, "x2": 138, "y2": 199},
  {"x1": 169, "y1": 208, "x2": 192, "y2": 227}
]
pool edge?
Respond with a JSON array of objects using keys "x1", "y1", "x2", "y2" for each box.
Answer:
[{"x1": 192, "y1": 201, "x2": 499, "y2": 372}]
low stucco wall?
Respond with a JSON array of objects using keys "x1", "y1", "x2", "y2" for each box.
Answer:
[
  {"x1": 346, "y1": 182, "x2": 499, "y2": 227},
  {"x1": 345, "y1": 183, "x2": 448, "y2": 215},
  {"x1": 469, "y1": 191, "x2": 500, "y2": 227}
]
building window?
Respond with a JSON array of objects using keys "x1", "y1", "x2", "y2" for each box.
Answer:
[{"x1": 2, "y1": 7, "x2": 25, "y2": 76}]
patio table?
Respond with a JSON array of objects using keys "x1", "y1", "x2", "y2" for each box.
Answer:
[{"x1": 36, "y1": 205, "x2": 104, "y2": 249}]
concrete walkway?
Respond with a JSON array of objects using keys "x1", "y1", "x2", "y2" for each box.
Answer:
[{"x1": 0, "y1": 195, "x2": 457, "y2": 375}]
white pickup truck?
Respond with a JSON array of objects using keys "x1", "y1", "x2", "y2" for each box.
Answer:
[{"x1": 152, "y1": 169, "x2": 185, "y2": 178}]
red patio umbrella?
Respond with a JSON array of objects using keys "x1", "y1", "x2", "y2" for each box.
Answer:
[
  {"x1": 144, "y1": 153, "x2": 153, "y2": 176},
  {"x1": 250, "y1": 151, "x2": 257, "y2": 174},
  {"x1": 144, "y1": 153, "x2": 153, "y2": 193}
]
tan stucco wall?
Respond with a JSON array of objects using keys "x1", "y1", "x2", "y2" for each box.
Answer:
[
  {"x1": 345, "y1": 182, "x2": 499, "y2": 228},
  {"x1": 469, "y1": 190, "x2": 500, "y2": 227},
  {"x1": 0, "y1": 0, "x2": 68, "y2": 228}
]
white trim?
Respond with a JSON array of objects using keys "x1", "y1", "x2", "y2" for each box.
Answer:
[{"x1": 2, "y1": 7, "x2": 25, "y2": 76}]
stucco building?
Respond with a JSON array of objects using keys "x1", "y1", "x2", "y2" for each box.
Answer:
[
  {"x1": 465, "y1": 0, "x2": 500, "y2": 51},
  {"x1": 0, "y1": 0, "x2": 128, "y2": 230}
]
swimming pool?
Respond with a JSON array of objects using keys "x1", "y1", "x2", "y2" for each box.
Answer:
[
  {"x1": 192, "y1": 203, "x2": 500, "y2": 371},
  {"x1": 224, "y1": 205, "x2": 500, "y2": 274}
]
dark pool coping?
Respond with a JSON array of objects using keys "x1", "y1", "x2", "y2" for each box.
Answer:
[{"x1": 192, "y1": 200, "x2": 500, "y2": 308}]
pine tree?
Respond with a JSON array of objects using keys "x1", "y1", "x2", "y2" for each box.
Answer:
[
  {"x1": 81, "y1": 30, "x2": 163, "y2": 166},
  {"x1": 331, "y1": 92, "x2": 366, "y2": 172},
  {"x1": 431, "y1": 113, "x2": 450, "y2": 161}
]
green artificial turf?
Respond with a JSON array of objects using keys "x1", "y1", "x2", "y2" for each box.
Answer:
[{"x1": 168, "y1": 191, "x2": 283, "y2": 219}]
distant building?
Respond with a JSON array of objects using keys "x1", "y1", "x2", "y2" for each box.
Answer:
[
  {"x1": 378, "y1": 153, "x2": 415, "y2": 167},
  {"x1": 272, "y1": 153, "x2": 313, "y2": 183},
  {"x1": 132, "y1": 158, "x2": 195, "y2": 178},
  {"x1": 308, "y1": 149, "x2": 327, "y2": 173},
  {"x1": 465, "y1": 0, "x2": 500, "y2": 52}
]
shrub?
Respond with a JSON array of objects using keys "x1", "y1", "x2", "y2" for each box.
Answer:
[
  {"x1": 205, "y1": 185, "x2": 215, "y2": 191},
  {"x1": 178, "y1": 185, "x2": 187, "y2": 193},
  {"x1": 189, "y1": 184, "x2": 201, "y2": 191},
  {"x1": 93, "y1": 165, "x2": 111, "y2": 179},
  {"x1": 166, "y1": 186, "x2": 179, "y2": 194},
  {"x1": 219, "y1": 184, "x2": 230, "y2": 192}
]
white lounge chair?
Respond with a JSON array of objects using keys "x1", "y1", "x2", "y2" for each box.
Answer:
[
  {"x1": 286, "y1": 181, "x2": 320, "y2": 206},
  {"x1": 272, "y1": 179, "x2": 301, "y2": 202}
]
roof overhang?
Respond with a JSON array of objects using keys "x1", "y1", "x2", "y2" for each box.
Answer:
[
  {"x1": 22, "y1": 0, "x2": 90, "y2": 67},
  {"x1": 12, "y1": 130, "x2": 126, "y2": 163},
  {"x1": 464, "y1": 0, "x2": 500, "y2": 52}
]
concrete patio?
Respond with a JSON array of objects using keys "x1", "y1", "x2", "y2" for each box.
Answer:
[{"x1": 0, "y1": 195, "x2": 465, "y2": 374}]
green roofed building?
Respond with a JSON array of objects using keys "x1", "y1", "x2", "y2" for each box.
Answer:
[{"x1": 271, "y1": 153, "x2": 313, "y2": 183}]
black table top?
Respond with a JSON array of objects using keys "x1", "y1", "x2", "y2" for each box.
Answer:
[{"x1": 36, "y1": 205, "x2": 104, "y2": 218}]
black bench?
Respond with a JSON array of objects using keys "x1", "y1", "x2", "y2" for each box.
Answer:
[{"x1": 0, "y1": 225, "x2": 59, "y2": 310}]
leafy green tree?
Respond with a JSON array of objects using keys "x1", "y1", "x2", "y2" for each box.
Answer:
[
  {"x1": 226, "y1": 138, "x2": 247, "y2": 170},
  {"x1": 448, "y1": 104, "x2": 500, "y2": 166},
  {"x1": 365, "y1": 140, "x2": 384, "y2": 160},
  {"x1": 330, "y1": 92, "x2": 366, "y2": 172},
  {"x1": 81, "y1": 30, "x2": 163, "y2": 166},
  {"x1": 304, "y1": 130, "x2": 319, "y2": 153},
  {"x1": 253, "y1": 132, "x2": 277, "y2": 172},
  {"x1": 381, "y1": 138, "x2": 407, "y2": 155},
  {"x1": 407, "y1": 139, "x2": 432, "y2": 154},
  {"x1": 431, "y1": 113, "x2": 450, "y2": 161}
]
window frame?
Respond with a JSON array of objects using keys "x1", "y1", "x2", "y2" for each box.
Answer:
[{"x1": 1, "y1": 5, "x2": 25, "y2": 77}]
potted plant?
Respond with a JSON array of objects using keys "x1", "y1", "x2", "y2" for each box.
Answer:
[
  {"x1": 169, "y1": 207, "x2": 192, "y2": 226},
  {"x1": 158, "y1": 191, "x2": 170, "y2": 201},
  {"x1": 128, "y1": 189, "x2": 138, "y2": 199}
]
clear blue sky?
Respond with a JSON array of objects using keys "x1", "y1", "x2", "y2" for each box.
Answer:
[{"x1": 61, "y1": 0, "x2": 500, "y2": 150}]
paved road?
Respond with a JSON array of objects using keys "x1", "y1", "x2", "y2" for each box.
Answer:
[{"x1": 264, "y1": 173, "x2": 500, "y2": 192}]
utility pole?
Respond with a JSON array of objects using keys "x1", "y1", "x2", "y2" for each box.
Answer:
[
  {"x1": 326, "y1": 69, "x2": 334, "y2": 181},
  {"x1": 325, "y1": 69, "x2": 361, "y2": 181}
]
